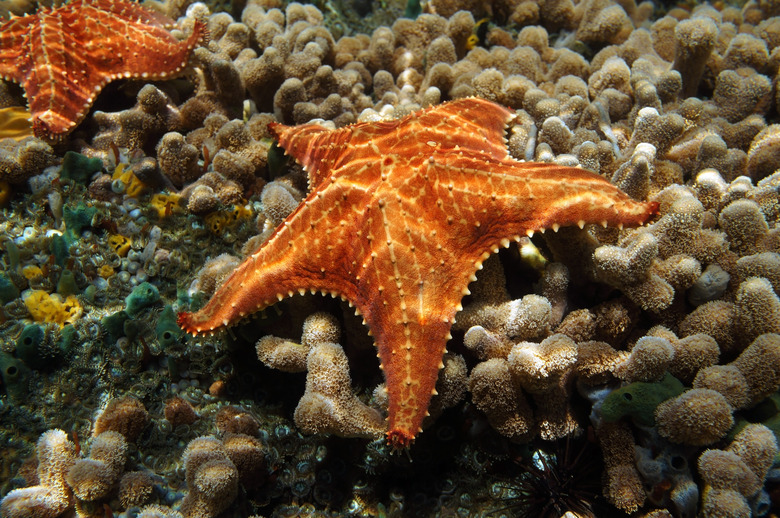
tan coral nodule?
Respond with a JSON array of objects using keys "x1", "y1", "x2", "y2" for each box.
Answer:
[
  {"x1": 93, "y1": 396, "x2": 150, "y2": 443},
  {"x1": 293, "y1": 342, "x2": 385, "y2": 439},
  {"x1": 66, "y1": 431, "x2": 128, "y2": 501},
  {"x1": 215, "y1": 405, "x2": 260, "y2": 436},
  {"x1": 0, "y1": 429, "x2": 76, "y2": 518},
  {"x1": 655, "y1": 388, "x2": 733, "y2": 446},
  {"x1": 469, "y1": 358, "x2": 534, "y2": 441},
  {"x1": 180, "y1": 436, "x2": 239, "y2": 518},
  {"x1": 119, "y1": 471, "x2": 156, "y2": 509}
]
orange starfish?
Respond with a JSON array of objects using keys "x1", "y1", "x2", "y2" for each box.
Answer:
[
  {"x1": 0, "y1": 0, "x2": 206, "y2": 140},
  {"x1": 178, "y1": 98, "x2": 658, "y2": 448}
]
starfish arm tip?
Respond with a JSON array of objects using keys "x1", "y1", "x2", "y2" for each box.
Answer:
[
  {"x1": 176, "y1": 311, "x2": 199, "y2": 335},
  {"x1": 268, "y1": 121, "x2": 285, "y2": 137},
  {"x1": 647, "y1": 200, "x2": 660, "y2": 218},
  {"x1": 386, "y1": 429, "x2": 415, "y2": 450},
  {"x1": 188, "y1": 18, "x2": 210, "y2": 47}
]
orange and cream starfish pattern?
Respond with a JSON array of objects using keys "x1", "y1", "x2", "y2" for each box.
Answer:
[
  {"x1": 0, "y1": 0, "x2": 206, "y2": 140},
  {"x1": 178, "y1": 98, "x2": 659, "y2": 448}
]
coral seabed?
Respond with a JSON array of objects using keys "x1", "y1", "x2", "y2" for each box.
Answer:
[{"x1": 1, "y1": 0, "x2": 780, "y2": 516}]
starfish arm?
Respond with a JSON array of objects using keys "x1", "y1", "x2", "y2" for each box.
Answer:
[
  {"x1": 178, "y1": 176, "x2": 373, "y2": 335},
  {"x1": 398, "y1": 96, "x2": 516, "y2": 162},
  {"x1": 75, "y1": 4, "x2": 206, "y2": 80},
  {"x1": 269, "y1": 96, "x2": 515, "y2": 191},
  {"x1": 90, "y1": 0, "x2": 181, "y2": 28},
  {"x1": 368, "y1": 304, "x2": 456, "y2": 448},
  {"x1": 270, "y1": 119, "x2": 405, "y2": 190},
  {"x1": 353, "y1": 187, "x2": 491, "y2": 447},
  {"x1": 270, "y1": 122, "x2": 352, "y2": 189},
  {"x1": 24, "y1": 11, "x2": 99, "y2": 137},
  {"x1": 435, "y1": 158, "x2": 658, "y2": 244},
  {"x1": 0, "y1": 15, "x2": 36, "y2": 84},
  {"x1": 365, "y1": 261, "x2": 476, "y2": 448},
  {"x1": 514, "y1": 163, "x2": 659, "y2": 229}
]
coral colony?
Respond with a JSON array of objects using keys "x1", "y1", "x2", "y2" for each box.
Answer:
[{"x1": 0, "y1": 0, "x2": 780, "y2": 516}]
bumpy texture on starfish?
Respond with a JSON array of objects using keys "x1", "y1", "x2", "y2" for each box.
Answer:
[
  {"x1": 0, "y1": 0, "x2": 206, "y2": 140},
  {"x1": 178, "y1": 98, "x2": 658, "y2": 448}
]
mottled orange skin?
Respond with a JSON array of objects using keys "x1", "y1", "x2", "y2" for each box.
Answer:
[
  {"x1": 0, "y1": 0, "x2": 206, "y2": 140},
  {"x1": 178, "y1": 98, "x2": 658, "y2": 448}
]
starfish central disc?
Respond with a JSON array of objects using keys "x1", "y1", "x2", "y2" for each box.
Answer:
[{"x1": 178, "y1": 97, "x2": 658, "y2": 448}]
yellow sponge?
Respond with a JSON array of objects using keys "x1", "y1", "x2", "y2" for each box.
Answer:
[
  {"x1": 150, "y1": 192, "x2": 183, "y2": 219},
  {"x1": 23, "y1": 290, "x2": 82, "y2": 327}
]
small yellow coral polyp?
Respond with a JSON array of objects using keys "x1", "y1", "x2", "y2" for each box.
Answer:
[
  {"x1": 465, "y1": 18, "x2": 489, "y2": 51},
  {"x1": 231, "y1": 203, "x2": 252, "y2": 222},
  {"x1": 23, "y1": 290, "x2": 82, "y2": 326},
  {"x1": 204, "y1": 211, "x2": 231, "y2": 235},
  {"x1": 22, "y1": 265, "x2": 43, "y2": 280},
  {"x1": 518, "y1": 236, "x2": 548, "y2": 271},
  {"x1": 107, "y1": 234, "x2": 132, "y2": 257},
  {"x1": 98, "y1": 264, "x2": 115, "y2": 278},
  {"x1": 112, "y1": 163, "x2": 146, "y2": 197},
  {"x1": 150, "y1": 192, "x2": 183, "y2": 219},
  {"x1": 0, "y1": 106, "x2": 33, "y2": 141},
  {"x1": 204, "y1": 203, "x2": 252, "y2": 235}
]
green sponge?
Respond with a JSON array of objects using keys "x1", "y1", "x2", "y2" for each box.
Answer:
[
  {"x1": 0, "y1": 352, "x2": 31, "y2": 404},
  {"x1": 0, "y1": 273, "x2": 19, "y2": 304},
  {"x1": 16, "y1": 324, "x2": 45, "y2": 369},
  {"x1": 156, "y1": 304, "x2": 182, "y2": 349},
  {"x1": 58, "y1": 325, "x2": 76, "y2": 356},
  {"x1": 125, "y1": 282, "x2": 160, "y2": 317},
  {"x1": 49, "y1": 234, "x2": 69, "y2": 268},
  {"x1": 601, "y1": 373, "x2": 685, "y2": 427},
  {"x1": 57, "y1": 269, "x2": 79, "y2": 296},
  {"x1": 63, "y1": 203, "x2": 97, "y2": 241},
  {"x1": 101, "y1": 311, "x2": 129, "y2": 343},
  {"x1": 16, "y1": 324, "x2": 67, "y2": 371},
  {"x1": 60, "y1": 151, "x2": 103, "y2": 184}
]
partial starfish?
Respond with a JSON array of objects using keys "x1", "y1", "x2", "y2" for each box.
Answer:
[
  {"x1": 178, "y1": 98, "x2": 658, "y2": 448},
  {"x1": 0, "y1": 0, "x2": 206, "y2": 140}
]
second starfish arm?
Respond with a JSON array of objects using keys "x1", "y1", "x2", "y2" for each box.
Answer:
[
  {"x1": 177, "y1": 175, "x2": 376, "y2": 335},
  {"x1": 355, "y1": 196, "x2": 493, "y2": 447},
  {"x1": 432, "y1": 156, "x2": 658, "y2": 240},
  {"x1": 0, "y1": 15, "x2": 35, "y2": 84}
]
